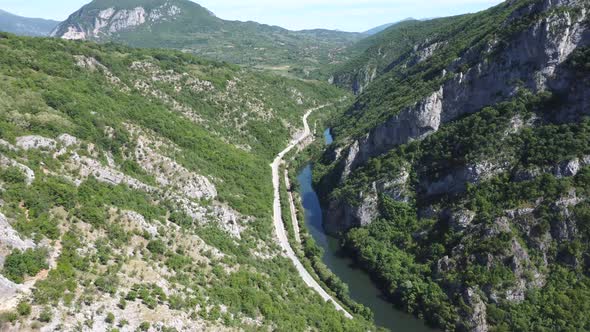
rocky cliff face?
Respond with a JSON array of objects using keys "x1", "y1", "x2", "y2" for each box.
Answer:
[
  {"x1": 330, "y1": 65, "x2": 377, "y2": 95},
  {"x1": 51, "y1": 2, "x2": 185, "y2": 40},
  {"x1": 319, "y1": 1, "x2": 590, "y2": 331},
  {"x1": 348, "y1": 0, "x2": 588, "y2": 178},
  {"x1": 323, "y1": 0, "x2": 590, "y2": 235}
]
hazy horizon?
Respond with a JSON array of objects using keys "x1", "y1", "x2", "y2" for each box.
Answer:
[{"x1": 0, "y1": 0, "x2": 504, "y2": 32}]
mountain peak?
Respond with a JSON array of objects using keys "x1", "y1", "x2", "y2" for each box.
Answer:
[
  {"x1": 83, "y1": 0, "x2": 211, "y2": 13},
  {"x1": 50, "y1": 0, "x2": 216, "y2": 40},
  {"x1": 48, "y1": 0, "x2": 363, "y2": 77}
]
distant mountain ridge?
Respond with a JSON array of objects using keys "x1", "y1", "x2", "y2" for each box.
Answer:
[
  {"x1": 0, "y1": 9, "x2": 60, "y2": 36},
  {"x1": 363, "y1": 23, "x2": 396, "y2": 35},
  {"x1": 50, "y1": 0, "x2": 365, "y2": 79},
  {"x1": 362, "y1": 18, "x2": 416, "y2": 35}
]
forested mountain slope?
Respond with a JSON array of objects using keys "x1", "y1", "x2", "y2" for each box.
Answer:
[
  {"x1": 50, "y1": 0, "x2": 364, "y2": 79},
  {"x1": 363, "y1": 22, "x2": 397, "y2": 36},
  {"x1": 330, "y1": 17, "x2": 464, "y2": 95},
  {"x1": 0, "y1": 33, "x2": 375, "y2": 331},
  {"x1": 0, "y1": 9, "x2": 59, "y2": 37},
  {"x1": 316, "y1": 0, "x2": 590, "y2": 330}
]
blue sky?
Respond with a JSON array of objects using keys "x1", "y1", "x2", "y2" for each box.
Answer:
[{"x1": 0, "y1": 0, "x2": 504, "y2": 32}]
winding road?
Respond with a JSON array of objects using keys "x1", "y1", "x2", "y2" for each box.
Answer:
[{"x1": 271, "y1": 105, "x2": 353, "y2": 319}]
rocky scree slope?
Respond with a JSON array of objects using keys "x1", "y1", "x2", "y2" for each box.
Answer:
[
  {"x1": 50, "y1": 0, "x2": 364, "y2": 79},
  {"x1": 315, "y1": 0, "x2": 590, "y2": 331},
  {"x1": 0, "y1": 34, "x2": 373, "y2": 331}
]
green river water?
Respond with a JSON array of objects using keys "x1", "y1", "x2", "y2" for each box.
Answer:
[{"x1": 295, "y1": 129, "x2": 437, "y2": 331}]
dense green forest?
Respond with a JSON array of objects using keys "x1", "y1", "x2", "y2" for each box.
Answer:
[
  {"x1": 316, "y1": 93, "x2": 590, "y2": 331},
  {"x1": 311, "y1": 0, "x2": 590, "y2": 330},
  {"x1": 318, "y1": 89, "x2": 590, "y2": 330}
]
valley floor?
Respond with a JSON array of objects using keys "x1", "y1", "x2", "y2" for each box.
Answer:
[{"x1": 271, "y1": 105, "x2": 352, "y2": 319}]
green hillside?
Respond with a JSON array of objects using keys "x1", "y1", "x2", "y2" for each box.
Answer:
[
  {"x1": 330, "y1": 17, "x2": 464, "y2": 93},
  {"x1": 3, "y1": 0, "x2": 590, "y2": 331},
  {"x1": 332, "y1": 1, "x2": 532, "y2": 138},
  {"x1": 0, "y1": 33, "x2": 375, "y2": 331},
  {"x1": 51, "y1": 0, "x2": 364, "y2": 80}
]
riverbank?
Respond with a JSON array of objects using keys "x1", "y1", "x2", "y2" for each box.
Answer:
[
  {"x1": 270, "y1": 105, "x2": 353, "y2": 319},
  {"x1": 297, "y1": 164, "x2": 437, "y2": 331},
  {"x1": 285, "y1": 128, "x2": 437, "y2": 331},
  {"x1": 281, "y1": 162, "x2": 375, "y2": 321}
]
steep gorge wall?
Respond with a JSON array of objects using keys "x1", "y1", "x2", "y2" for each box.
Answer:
[{"x1": 324, "y1": 0, "x2": 590, "y2": 234}]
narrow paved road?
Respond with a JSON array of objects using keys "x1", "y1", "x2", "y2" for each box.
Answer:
[
  {"x1": 284, "y1": 168, "x2": 302, "y2": 244},
  {"x1": 271, "y1": 105, "x2": 353, "y2": 319}
]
